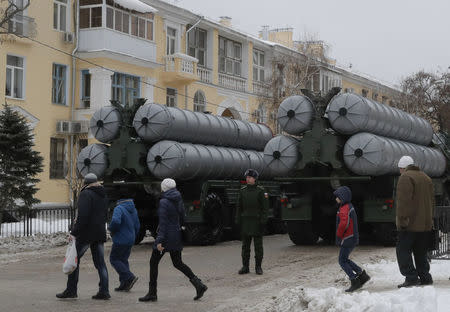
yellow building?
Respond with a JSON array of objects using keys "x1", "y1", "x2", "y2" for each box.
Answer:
[{"x1": 1, "y1": 0, "x2": 401, "y2": 207}]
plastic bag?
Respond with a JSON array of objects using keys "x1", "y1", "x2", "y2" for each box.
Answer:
[{"x1": 62, "y1": 239, "x2": 78, "y2": 274}]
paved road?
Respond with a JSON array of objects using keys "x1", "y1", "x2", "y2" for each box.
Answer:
[{"x1": 0, "y1": 235, "x2": 396, "y2": 312}]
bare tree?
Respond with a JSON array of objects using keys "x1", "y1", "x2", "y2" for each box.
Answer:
[{"x1": 0, "y1": 0, "x2": 32, "y2": 43}]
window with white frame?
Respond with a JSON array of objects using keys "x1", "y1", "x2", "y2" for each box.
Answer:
[
  {"x1": 166, "y1": 88, "x2": 177, "y2": 107},
  {"x1": 254, "y1": 103, "x2": 265, "y2": 123},
  {"x1": 53, "y1": 0, "x2": 67, "y2": 31},
  {"x1": 5, "y1": 55, "x2": 24, "y2": 99},
  {"x1": 193, "y1": 90, "x2": 206, "y2": 112},
  {"x1": 81, "y1": 70, "x2": 91, "y2": 108},
  {"x1": 188, "y1": 27, "x2": 207, "y2": 67},
  {"x1": 166, "y1": 27, "x2": 177, "y2": 55},
  {"x1": 80, "y1": 0, "x2": 102, "y2": 29},
  {"x1": 111, "y1": 72, "x2": 140, "y2": 106},
  {"x1": 219, "y1": 37, "x2": 242, "y2": 76},
  {"x1": 52, "y1": 64, "x2": 67, "y2": 105},
  {"x1": 253, "y1": 49, "x2": 265, "y2": 82},
  {"x1": 50, "y1": 137, "x2": 66, "y2": 179},
  {"x1": 8, "y1": 0, "x2": 28, "y2": 35}
]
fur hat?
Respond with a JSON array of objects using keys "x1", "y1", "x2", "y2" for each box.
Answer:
[
  {"x1": 398, "y1": 156, "x2": 414, "y2": 168},
  {"x1": 161, "y1": 178, "x2": 176, "y2": 192},
  {"x1": 84, "y1": 173, "x2": 98, "y2": 185},
  {"x1": 244, "y1": 169, "x2": 259, "y2": 179}
]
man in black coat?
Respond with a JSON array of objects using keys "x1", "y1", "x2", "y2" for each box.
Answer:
[{"x1": 56, "y1": 173, "x2": 110, "y2": 300}]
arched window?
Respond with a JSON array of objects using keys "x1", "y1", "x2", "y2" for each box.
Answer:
[{"x1": 193, "y1": 90, "x2": 206, "y2": 112}]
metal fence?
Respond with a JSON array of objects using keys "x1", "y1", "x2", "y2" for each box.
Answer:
[
  {"x1": 430, "y1": 206, "x2": 450, "y2": 260},
  {"x1": 0, "y1": 205, "x2": 75, "y2": 238}
]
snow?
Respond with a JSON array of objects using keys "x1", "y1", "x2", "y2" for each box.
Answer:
[
  {"x1": 1, "y1": 217, "x2": 70, "y2": 237},
  {"x1": 251, "y1": 259, "x2": 450, "y2": 312},
  {"x1": 114, "y1": 0, "x2": 157, "y2": 13}
]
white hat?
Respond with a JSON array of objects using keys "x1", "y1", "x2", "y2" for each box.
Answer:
[
  {"x1": 84, "y1": 173, "x2": 98, "y2": 184},
  {"x1": 161, "y1": 178, "x2": 176, "y2": 192},
  {"x1": 398, "y1": 156, "x2": 414, "y2": 168}
]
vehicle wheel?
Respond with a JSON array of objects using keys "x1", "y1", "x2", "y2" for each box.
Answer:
[
  {"x1": 268, "y1": 219, "x2": 287, "y2": 234},
  {"x1": 135, "y1": 226, "x2": 146, "y2": 245},
  {"x1": 373, "y1": 222, "x2": 397, "y2": 246},
  {"x1": 286, "y1": 220, "x2": 319, "y2": 245}
]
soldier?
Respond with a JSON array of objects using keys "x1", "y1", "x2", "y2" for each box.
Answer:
[{"x1": 235, "y1": 169, "x2": 269, "y2": 275}]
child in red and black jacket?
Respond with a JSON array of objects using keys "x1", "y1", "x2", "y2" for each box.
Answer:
[{"x1": 334, "y1": 186, "x2": 370, "y2": 292}]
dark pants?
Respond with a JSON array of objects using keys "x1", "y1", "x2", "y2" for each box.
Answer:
[
  {"x1": 241, "y1": 235, "x2": 263, "y2": 264},
  {"x1": 110, "y1": 244, "x2": 134, "y2": 285},
  {"x1": 67, "y1": 241, "x2": 109, "y2": 294},
  {"x1": 396, "y1": 231, "x2": 432, "y2": 282},
  {"x1": 149, "y1": 249, "x2": 195, "y2": 287},
  {"x1": 338, "y1": 246, "x2": 362, "y2": 280}
]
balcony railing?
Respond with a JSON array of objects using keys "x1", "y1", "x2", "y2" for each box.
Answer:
[
  {"x1": 8, "y1": 15, "x2": 36, "y2": 38},
  {"x1": 253, "y1": 81, "x2": 270, "y2": 95},
  {"x1": 218, "y1": 73, "x2": 247, "y2": 92},
  {"x1": 165, "y1": 53, "x2": 198, "y2": 74},
  {"x1": 197, "y1": 67, "x2": 212, "y2": 83}
]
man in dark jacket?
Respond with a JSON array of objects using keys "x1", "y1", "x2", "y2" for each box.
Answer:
[
  {"x1": 396, "y1": 156, "x2": 434, "y2": 288},
  {"x1": 235, "y1": 169, "x2": 268, "y2": 275},
  {"x1": 56, "y1": 173, "x2": 110, "y2": 300},
  {"x1": 334, "y1": 186, "x2": 370, "y2": 292},
  {"x1": 139, "y1": 178, "x2": 207, "y2": 302},
  {"x1": 108, "y1": 195, "x2": 140, "y2": 292}
]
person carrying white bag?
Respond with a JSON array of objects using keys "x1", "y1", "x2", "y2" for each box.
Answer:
[{"x1": 63, "y1": 236, "x2": 78, "y2": 274}]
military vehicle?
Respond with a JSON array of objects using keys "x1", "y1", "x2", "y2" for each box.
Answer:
[
  {"x1": 76, "y1": 99, "x2": 285, "y2": 245},
  {"x1": 265, "y1": 87, "x2": 450, "y2": 245}
]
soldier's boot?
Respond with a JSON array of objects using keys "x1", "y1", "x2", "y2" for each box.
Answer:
[
  {"x1": 238, "y1": 258, "x2": 250, "y2": 274},
  {"x1": 190, "y1": 276, "x2": 208, "y2": 300},
  {"x1": 255, "y1": 258, "x2": 263, "y2": 275},
  {"x1": 138, "y1": 282, "x2": 157, "y2": 302}
]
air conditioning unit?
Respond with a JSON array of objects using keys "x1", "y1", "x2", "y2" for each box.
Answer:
[
  {"x1": 63, "y1": 32, "x2": 74, "y2": 43},
  {"x1": 70, "y1": 121, "x2": 89, "y2": 134}
]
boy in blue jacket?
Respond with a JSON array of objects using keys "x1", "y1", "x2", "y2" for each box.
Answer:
[
  {"x1": 334, "y1": 186, "x2": 370, "y2": 292},
  {"x1": 108, "y1": 196, "x2": 140, "y2": 292}
]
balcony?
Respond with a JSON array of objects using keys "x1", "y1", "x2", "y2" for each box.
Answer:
[
  {"x1": 253, "y1": 81, "x2": 271, "y2": 96},
  {"x1": 197, "y1": 67, "x2": 212, "y2": 84},
  {"x1": 162, "y1": 53, "x2": 199, "y2": 84},
  {"x1": 8, "y1": 15, "x2": 36, "y2": 38},
  {"x1": 218, "y1": 73, "x2": 247, "y2": 92}
]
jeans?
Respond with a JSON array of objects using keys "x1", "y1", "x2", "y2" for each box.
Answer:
[
  {"x1": 396, "y1": 231, "x2": 432, "y2": 282},
  {"x1": 67, "y1": 241, "x2": 109, "y2": 294},
  {"x1": 149, "y1": 249, "x2": 195, "y2": 286},
  {"x1": 110, "y1": 244, "x2": 134, "y2": 285},
  {"x1": 339, "y1": 246, "x2": 362, "y2": 280}
]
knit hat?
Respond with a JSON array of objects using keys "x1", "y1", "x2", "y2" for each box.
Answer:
[
  {"x1": 84, "y1": 173, "x2": 98, "y2": 185},
  {"x1": 244, "y1": 169, "x2": 259, "y2": 179},
  {"x1": 161, "y1": 178, "x2": 176, "y2": 192},
  {"x1": 398, "y1": 156, "x2": 414, "y2": 168}
]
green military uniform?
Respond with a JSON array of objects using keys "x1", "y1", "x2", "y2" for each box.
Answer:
[{"x1": 235, "y1": 183, "x2": 269, "y2": 270}]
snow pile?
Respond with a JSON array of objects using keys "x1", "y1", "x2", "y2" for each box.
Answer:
[{"x1": 0, "y1": 232, "x2": 68, "y2": 254}]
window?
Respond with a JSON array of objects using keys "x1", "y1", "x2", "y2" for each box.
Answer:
[
  {"x1": 6, "y1": 55, "x2": 24, "y2": 99},
  {"x1": 166, "y1": 88, "x2": 177, "y2": 107},
  {"x1": 50, "y1": 138, "x2": 66, "y2": 179},
  {"x1": 372, "y1": 93, "x2": 378, "y2": 101},
  {"x1": 254, "y1": 104, "x2": 265, "y2": 123},
  {"x1": 166, "y1": 27, "x2": 176, "y2": 55},
  {"x1": 219, "y1": 37, "x2": 242, "y2": 76},
  {"x1": 193, "y1": 90, "x2": 206, "y2": 112},
  {"x1": 111, "y1": 72, "x2": 140, "y2": 106},
  {"x1": 362, "y1": 89, "x2": 368, "y2": 98},
  {"x1": 253, "y1": 49, "x2": 265, "y2": 82},
  {"x1": 188, "y1": 28, "x2": 207, "y2": 67},
  {"x1": 52, "y1": 64, "x2": 67, "y2": 105},
  {"x1": 104, "y1": 3, "x2": 153, "y2": 40},
  {"x1": 81, "y1": 70, "x2": 91, "y2": 108},
  {"x1": 8, "y1": 0, "x2": 28, "y2": 35},
  {"x1": 53, "y1": 0, "x2": 67, "y2": 31},
  {"x1": 80, "y1": 1, "x2": 102, "y2": 29}
]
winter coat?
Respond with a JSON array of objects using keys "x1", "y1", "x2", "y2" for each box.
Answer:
[
  {"x1": 108, "y1": 199, "x2": 140, "y2": 246},
  {"x1": 235, "y1": 183, "x2": 269, "y2": 236},
  {"x1": 334, "y1": 186, "x2": 359, "y2": 247},
  {"x1": 70, "y1": 184, "x2": 108, "y2": 243},
  {"x1": 396, "y1": 165, "x2": 434, "y2": 232},
  {"x1": 154, "y1": 188, "x2": 185, "y2": 251}
]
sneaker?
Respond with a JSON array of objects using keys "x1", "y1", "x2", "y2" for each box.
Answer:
[
  {"x1": 123, "y1": 276, "x2": 139, "y2": 292},
  {"x1": 397, "y1": 279, "x2": 419, "y2": 288},
  {"x1": 56, "y1": 290, "x2": 77, "y2": 299},
  {"x1": 92, "y1": 292, "x2": 111, "y2": 300},
  {"x1": 114, "y1": 284, "x2": 126, "y2": 292}
]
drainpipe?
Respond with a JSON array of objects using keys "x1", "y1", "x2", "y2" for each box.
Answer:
[
  {"x1": 69, "y1": 0, "x2": 80, "y2": 206},
  {"x1": 184, "y1": 16, "x2": 203, "y2": 110}
]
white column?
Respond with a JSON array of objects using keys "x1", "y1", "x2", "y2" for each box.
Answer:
[
  {"x1": 89, "y1": 68, "x2": 114, "y2": 111},
  {"x1": 143, "y1": 77, "x2": 156, "y2": 103}
]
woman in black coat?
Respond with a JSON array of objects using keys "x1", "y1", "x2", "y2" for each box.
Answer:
[{"x1": 139, "y1": 178, "x2": 207, "y2": 302}]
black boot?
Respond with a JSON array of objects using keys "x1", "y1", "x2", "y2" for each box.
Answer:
[
  {"x1": 56, "y1": 289, "x2": 77, "y2": 299},
  {"x1": 190, "y1": 276, "x2": 207, "y2": 301},
  {"x1": 345, "y1": 277, "x2": 361, "y2": 292},
  {"x1": 397, "y1": 279, "x2": 419, "y2": 288},
  {"x1": 138, "y1": 282, "x2": 157, "y2": 302},
  {"x1": 255, "y1": 258, "x2": 263, "y2": 275},
  {"x1": 238, "y1": 258, "x2": 250, "y2": 274},
  {"x1": 357, "y1": 270, "x2": 370, "y2": 287}
]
